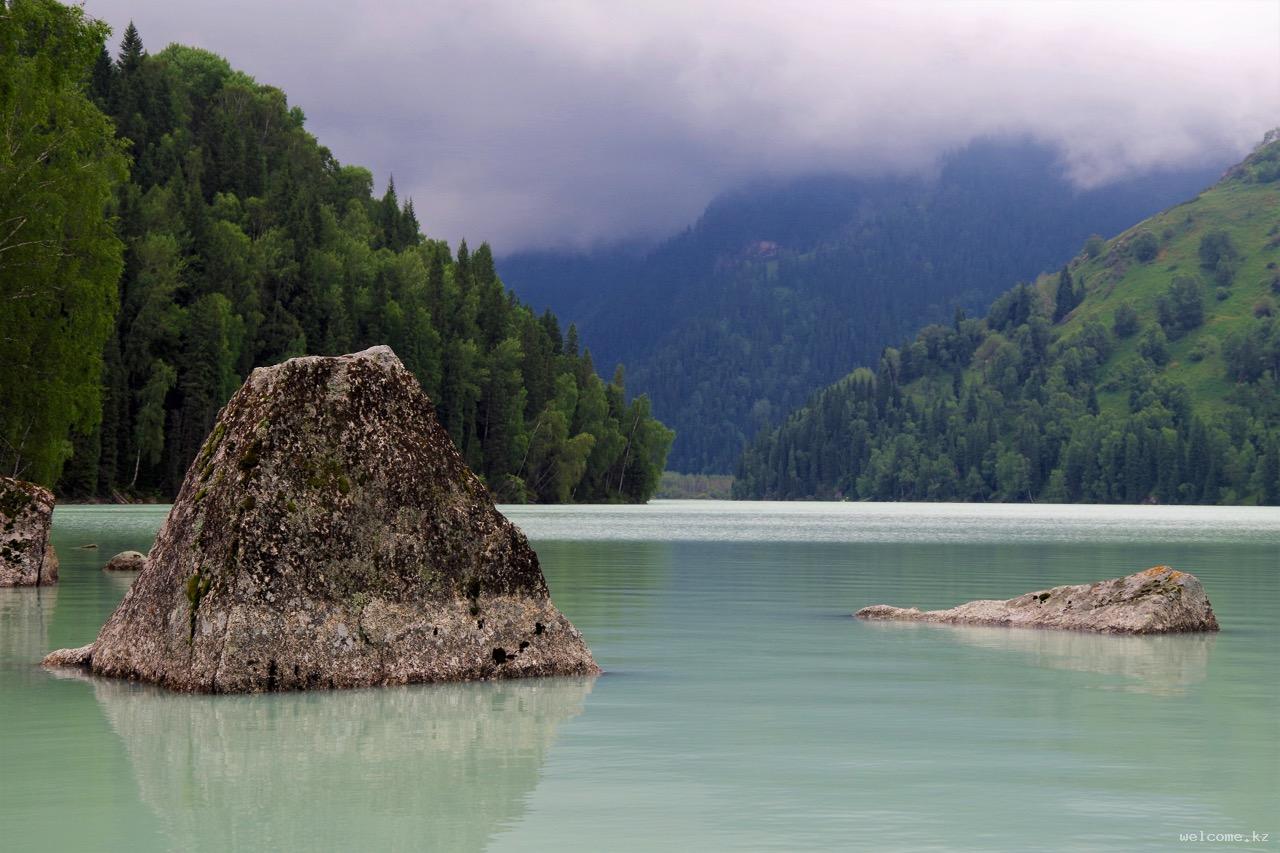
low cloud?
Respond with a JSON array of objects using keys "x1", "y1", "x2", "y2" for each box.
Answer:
[{"x1": 86, "y1": 0, "x2": 1280, "y2": 250}]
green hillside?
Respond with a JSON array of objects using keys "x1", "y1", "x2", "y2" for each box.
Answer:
[
  {"x1": 503, "y1": 141, "x2": 1222, "y2": 474},
  {"x1": 0, "y1": 8, "x2": 671, "y2": 503},
  {"x1": 735, "y1": 133, "x2": 1280, "y2": 504},
  {"x1": 1051, "y1": 137, "x2": 1280, "y2": 417}
]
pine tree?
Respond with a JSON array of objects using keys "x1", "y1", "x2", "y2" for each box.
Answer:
[
  {"x1": 1262, "y1": 441, "x2": 1280, "y2": 505},
  {"x1": 398, "y1": 198, "x2": 421, "y2": 249},
  {"x1": 541, "y1": 309, "x2": 563, "y2": 356},
  {"x1": 1053, "y1": 266, "x2": 1078, "y2": 323},
  {"x1": 90, "y1": 45, "x2": 115, "y2": 107},
  {"x1": 376, "y1": 177, "x2": 401, "y2": 249},
  {"x1": 27, "y1": 35, "x2": 672, "y2": 502},
  {"x1": 118, "y1": 22, "x2": 144, "y2": 73},
  {"x1": 175, "y1": 294, "x2": 239, "y2": 475}
]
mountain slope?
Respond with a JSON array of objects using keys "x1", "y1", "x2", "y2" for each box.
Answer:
[
  {"x1": 501, "y1": 140, "x2": 1226, "y2": 472},
  {"x1": 734, "y1": 133, "x2": 1280, "y2": 504},
  {"x1": 46, "y1": 27, "x2": 671, "y2": 503}
]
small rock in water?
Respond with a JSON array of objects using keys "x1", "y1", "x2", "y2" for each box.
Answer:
[
  {"x1": 0, "y1": 477, "x2": 58, "y2": 587},
  {"x1": 855, "y1": 566, "x2": 1219, "y2": 634},
  {"x1": 104, "y1": 551, "x2": 147, "y2": 572},
  {"x1": 43, "y1": 644, "x2": 93, "y2": 668},
  {"x1": 43, "y1": 345, "x2": 599, "y2": 692}
]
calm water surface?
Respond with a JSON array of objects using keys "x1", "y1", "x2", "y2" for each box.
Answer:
[{"x1": 1, "y1": 501, "x2": 1277, "y2": 851}]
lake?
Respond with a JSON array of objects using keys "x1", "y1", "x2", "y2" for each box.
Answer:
[{"x1": 1, "y1": 501, "x2": 1277, "y2": 851}]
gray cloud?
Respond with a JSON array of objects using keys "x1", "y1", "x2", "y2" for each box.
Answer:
[{"x1": 84, "y1": 0, "x2": 1280, "y2": 251}]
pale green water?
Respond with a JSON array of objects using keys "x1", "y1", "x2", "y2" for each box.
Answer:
[{"x1": 1, "y1": 501, "x2": 1277, "y2": 852}]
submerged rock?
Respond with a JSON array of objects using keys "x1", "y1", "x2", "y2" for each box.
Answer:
[
  {"x1": 103, "y1": 550, "x2": 147, "y2": 572},
  {"x1": 44, "y1": 346, "x2": 598, "y2": 691},
  {"x1": 855, "y1": 566, "x2": 1219, "y2": 634},
  {"x1": 0, "y1": 477, "x2": 58, "y2": 587}
]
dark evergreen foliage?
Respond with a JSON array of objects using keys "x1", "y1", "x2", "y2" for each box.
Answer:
[
  {"x1": 1223, "y1": 317, "x2": 1280, "y2": 384},
  {"x1": 1053, "y1": 267, "x2": 1080, "y2": 322},
  {"x1": 1199, "y1": 230, "x2": 1239, "y2": 285},
  {"x1": 1131, "y1": 231, "x2": 1159, "y2": 263},
  {"x1": 1156, "y1": 276, "x2": 1204, "y2": 338},
  {"x1": 1138, "y1": 326, "x2": 1170, "y2": 366},
  {"x1": 1113, "y1": 302, "x2": 1141, "y2": 338},
  {"x1": 503, "y1": 142, "x2": 1223, "y2": 472},
  {"x1": 42, "y1": 30, "x2": 669, "y2": 501},
  {"x1": 735, "y1": 283, "x2": 1280, "y2": 503},
  {"x1": 734, "y1": 138, "x2": 1280, "y2": 505}
]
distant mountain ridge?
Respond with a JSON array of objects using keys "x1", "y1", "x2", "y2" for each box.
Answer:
[
  {"x1": 500, "y1": 139, "x2": 1227, "y2": 472},
  {"x1": 734, "y1": 133, "x2": 1280, "y2": 504}
]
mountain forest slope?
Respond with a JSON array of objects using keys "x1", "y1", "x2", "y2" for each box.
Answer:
[
  {"x1": 501, "y1": 142, "x2": 1225, "y2": 472},
  {"x1": 2, "y1": 8, "x2": 671, "y2": 503},
  {"x1": 734, "y1": 134, "x2": 1280, "y2": 504}
]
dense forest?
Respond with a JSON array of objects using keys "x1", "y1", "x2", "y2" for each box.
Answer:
[
  {"x1": 0, "y1": 2, "x2": 671, "y2": 503},
  {"x1": 735, "y1": 135, "x2": 1280, "y2": 504},
  {"x1": 502, "y1": 144, "x2": 1223, "y2": 473}
]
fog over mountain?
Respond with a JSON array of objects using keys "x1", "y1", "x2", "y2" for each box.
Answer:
[{"x1": 84, "y1": 0, "x2": 1278, "y2": 251}]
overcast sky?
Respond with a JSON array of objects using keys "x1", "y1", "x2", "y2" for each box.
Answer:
[{"x1": 84, "y1": 0, "x2": 1280, "y2": 252}]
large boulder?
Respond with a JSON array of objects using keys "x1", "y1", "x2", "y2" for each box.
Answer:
[
  {"x1": 0, "y1": 477, "x2": 58, "y2": 587},
  {"x1": 855, "y1": 566, "x2": 1219, "y2": 634},
  {"x1": 43, "y1": 346, "x2": 598, "y2": 691}
]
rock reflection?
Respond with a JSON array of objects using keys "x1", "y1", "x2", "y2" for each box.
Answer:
[
  {"x1": 867, "y1": 621, "x2": 1214, "y2": 696},
  {"x1": 0, "y1": 587, "x2": 57, "y2": 668},
  {"x1": 87, "y1": 675, "x2": 594, "y2": 851},
  {"x1": 101, "y1": 570, "x2": 138, "y2": 596}
]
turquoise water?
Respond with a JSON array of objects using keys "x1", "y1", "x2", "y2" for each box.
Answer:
[{"x1": 1, "y1": 501, "x2": 1277, "y2": 851}]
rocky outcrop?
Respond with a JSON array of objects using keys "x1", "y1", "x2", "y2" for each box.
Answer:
[
  {"x1": 103, "y1": 550, "x2": 147, "y2": 572},
  {"x1": 0, "y1": 477, "x2": 58, "y2": 587},
  {"x1": 44, "y1": 346, "x2": 598, "y2": 691},
  {"x1": 856, "y1": 566, "x2": 1219, "y2": 634},
  {"x1": 43, "y1": 643, "x2": 93, "y2": 667}
]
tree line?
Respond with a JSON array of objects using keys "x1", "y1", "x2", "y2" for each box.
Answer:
[
  {"x1": 735, "y1": 258, "x2": 1280, "y2": 504},
  {"x1": 503, "y1": 141, "x2": 1221, "y2": 474},
  {"x1": 0, "y1": 3, "x2": 671, "y2": 503}
]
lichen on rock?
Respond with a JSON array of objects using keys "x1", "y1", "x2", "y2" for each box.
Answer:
[
  {"x1": 43, "y1": 346, "x2": 598, "y2": 692},
  {"x1": 0, "y1": 477, "x2": 58, "y2": 587},
  {"x1": 855, "y1": 566, "x2": 1219, "y2": 634}
]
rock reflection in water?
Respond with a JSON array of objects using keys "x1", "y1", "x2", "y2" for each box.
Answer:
[
  {"x1": 0, "y1": 587, "x2": 57, "y2": 669},
  {"x1": 865, "y1": 621, "x2": 1214, "y2": 696},
  {"x1": 87, "y1": 675, "x2": 594, "y2": 851},
  {"x1": 101, "y1": 569, "x2": 138, "y2": 596}
]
